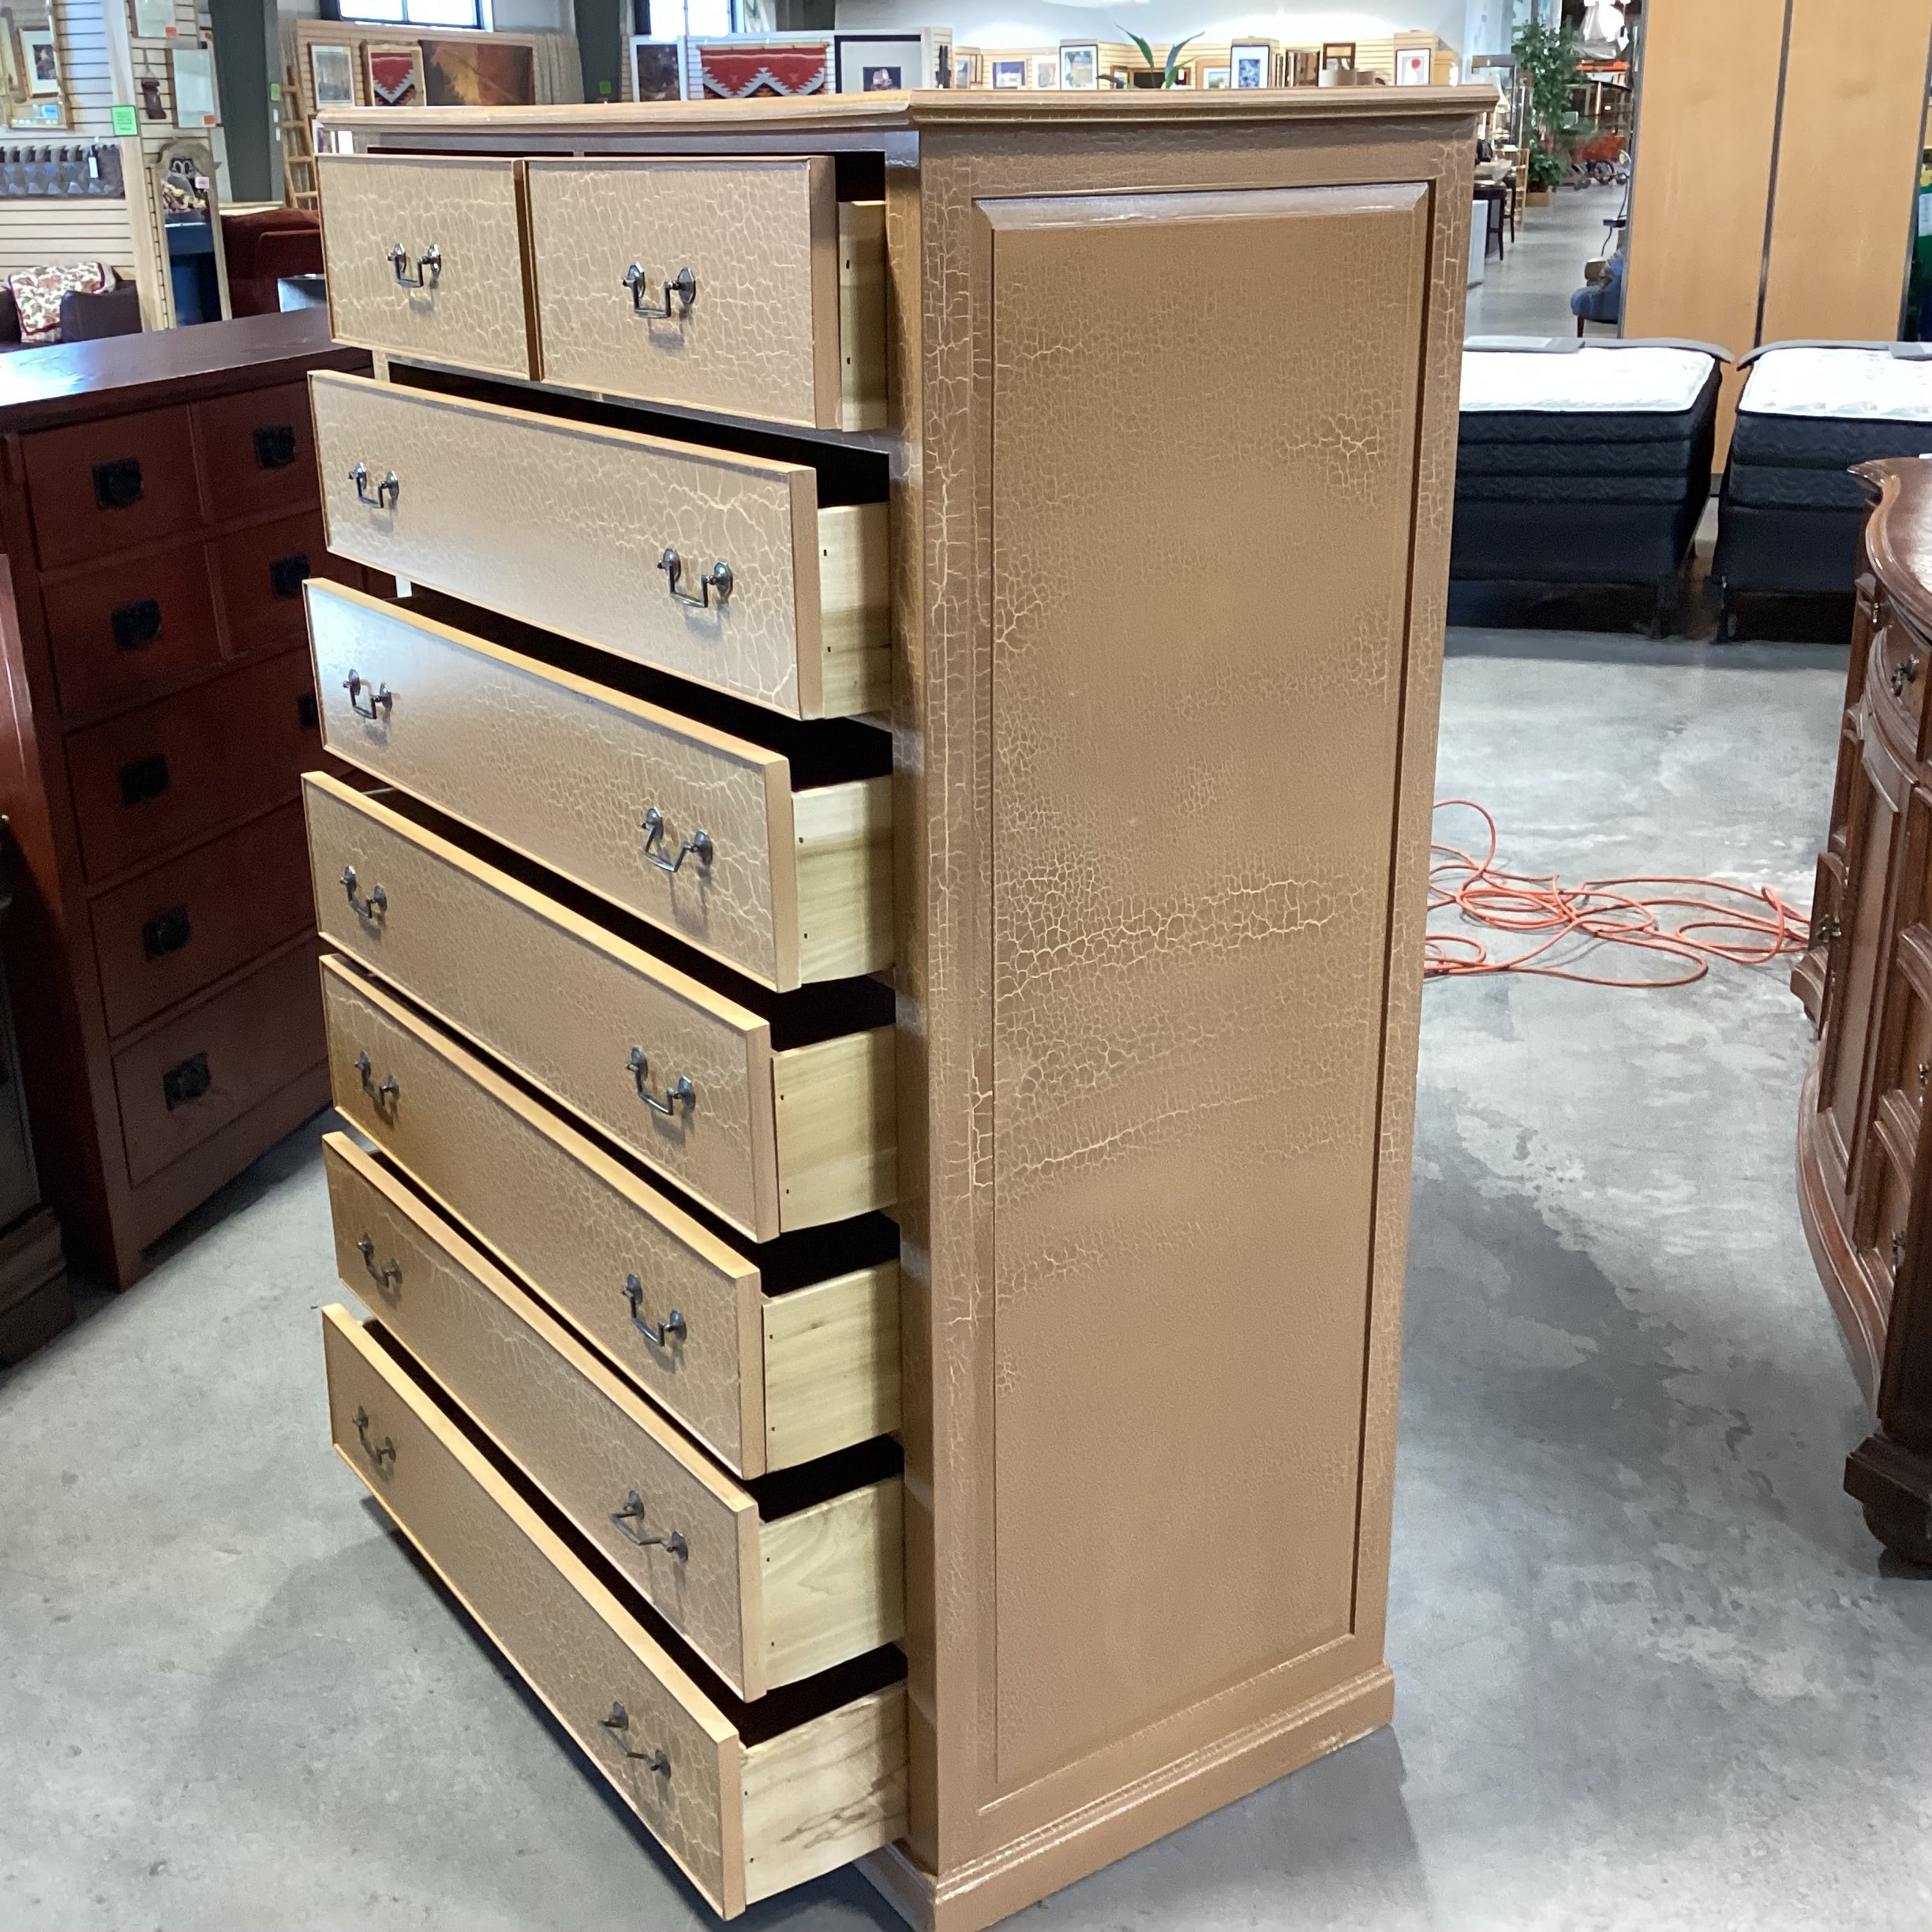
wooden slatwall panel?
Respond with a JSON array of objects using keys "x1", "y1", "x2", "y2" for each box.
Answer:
[{"x1": 0, "y1": 197, "x2": 137, "y2": 277}]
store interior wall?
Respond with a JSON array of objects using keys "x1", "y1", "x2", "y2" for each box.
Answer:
[
  {"x1": 208, "y1": 0, "x2": 276, "y2": 202},
  {"x1": 832, "y1": 0, "x2": 1473, "y2": 51}
]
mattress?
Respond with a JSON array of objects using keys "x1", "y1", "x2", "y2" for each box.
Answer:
[
  {"x1": 1455, "y1": 436, "x2": 1709, "y2": 478},
  {"x1": 1460, "y1": 343, "x2": 1720, "y2": 415},
  {"x1": 1740, "y1": 345, "x2": 1932, "y2": 421},
  {"x1": 1728, "y1": 411, "x2": 1932, "y2": 470},
  {"x1": 1455, "y1": 472, "x2": 1693, "y2": 507},
  {"x1": 1724, "y1": 464, "x2": 1870, "y2": 512}
]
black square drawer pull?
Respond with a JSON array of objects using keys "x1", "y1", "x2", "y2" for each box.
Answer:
[
  {"x1": 111, "y1": 598, "x2": 163, "y2": 652},
  {"x1": 162, "y1": 1051, "x2": 211, "y2": 1110},
  {"x1": 141, "y1": 904, "x2": 192, "y2": 960},
  {"x1": 118, "y1": 751, "x2": 170, "y2": 806},
  {"x1": 268, "y1": 552, "x2": 310, "y2": 600},
  {"x1": 253, "y1": 423, "x2": 298, "y2": 470},
  {"x1": 92, "y1": 457, "x2": 143, "y2": 510}
]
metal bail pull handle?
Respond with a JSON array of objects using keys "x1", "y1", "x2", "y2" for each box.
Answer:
[
  {"x1": 623, "y1": 262, "x2": 696, "y2": 318},
  {"x1": 608, "y1": 1492, "x2": 690, "y2": 1560},
  {"x1": 627, "y1": 1046, "x2": 695, "y2": 1118},
  {"x1": 1893, "y1": 654, "x2": 1922, "y2": 698},
  {"x1": 350, "y1": 462, "x2": 399, "y2": 510},
  {"x1": 657, "y1": 548, "x2": 731, "y2": 610},
  {"x1": 356, "y1": 1234, "x2": 401, "y2": 1294},
  {"x1": 640, "y1": 806, "x2": 713, "y2": 875},
  {"x1": 343, "y1": 669, "x2": 393, "y2": 721},
  {"x1": 598, "y1": 1701, "x2": 672, "y2": 1777},
  {"x1": 623, "y1": 1273, "x2": 687, "y2": 1348},
  {"x1": 354, "y1": 1051, "x2": 400, "y2": 1112},
  {"x1": 388, "y1": 242, "x2": 441, "y2": 288},
  {"x1": 342, "y1": 865, "x2": 388, "y2": 922},
  {"x1": 353, "y1": 1406, "x2": 395, "y2": 1468}
]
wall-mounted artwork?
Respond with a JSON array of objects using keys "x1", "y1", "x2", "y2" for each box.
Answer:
[
  {"x1": 130, "y1": 0, "x2": 175, "y2": 41},
  {"x1": 366, "y1": 45, "x2": 423, "y2": 108},
  {"x1": 21, "y1": 26, "x2": 59, "y2": 96},
  {"x1": 1201, "y1": 65, "x2": 1229, "y2": 89},
  {"x1": 1060, "y1": 42, "x2": 1097, "y2": 90},
  {"x1": 170, "y1": 43, "x2": 218, "y2": 125},
  {"x1": 309, "y1": 43, "x2": 356, "y2": 110},
  {"x1": 695, "y1": 39, "x2": 830, "y2": 99},
  {"x1": 1031, "y1": 55, "x2": 1056, "y2": 89},
  {"x1": 631, "y1": 37, "x2": 683, "y2": 101},
  {"x1": 833, "y1": 30, "x2": 952, "y2": 92},
  {"x1": 991, "y1": 58, "x2": 1024, "y2": 89},
  {"x1": 1394, "y1": 47, "x2": 1430, "y2": 86},
  {"x1": 1230, "y1": 42, "x2": 1275, "y2": 89},
  {"x1": 421, "y1": 38, "x2": 537, "y2": 108}
]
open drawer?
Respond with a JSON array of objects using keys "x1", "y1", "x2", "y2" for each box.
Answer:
[
  {"x1": 306, "y1": 581, "x2": 891, "y2": 990},
  {"x1": 320, "y1": 956, "x2": 899, "y2": 1479},
  {"x1": 309, "y1": 372, "x2": 888, "y2": 720},
  {"x1": 324, "y1": 1133, "x2": 901, "y2": 1698},
  {"x1": 305, "y1": 772, "x2": 895, "y2": 1242},
  {"x1": 323, "y1": 1304, "x2": 907, "y2": 1915}
]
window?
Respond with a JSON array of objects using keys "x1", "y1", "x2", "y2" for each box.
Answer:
[
  {"x1": 635, "y1": 0, "x2": 735, "y2": 33},
  {"x1": 339, "y1": 0, "x2": 485, "y2": 27}
]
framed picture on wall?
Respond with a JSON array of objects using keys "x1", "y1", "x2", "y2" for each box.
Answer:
[
  {"x1": 309, "y1": 44, "x2": 356, "y2": 110},
  {"x1": 1031, "y1": 55, "x2": 1057, "y2": 89},
  {"x1": 1230, "y1": 43, "x2": 1274, "y2": 89},
  {"x1": 991, "y1": 58, "x2": 1024, "y2": 89},
  {"x1": 21, "y1": 27, "x2": 60, "y2": 97},
  {"x1": 630, "y1": 36, "x2": 683, "y2": 101},
  {"x1": 366, "y1": 44, "x2": 424, "y2": 108},
  {"x1": 422, "y1": 38, "x2": 537, "y2": 107},
  {"x1": 1201, "y1": 65, "x2": 1229, "y2": 88},
  {"x1": 834, "y1": 31, "x2": 951, "y2": 92},
  {"x1": 1321, "y1": 41, "x2": 1356, "y2": 69},
  {"x1": 955, "y1": 49, "x2": 979, "y2": 87},
  {"x1": 1059, "y1": 42, "x2": 1098, "y2": 90},
  {"x1": 1394, "y1": 47, "x2": 1430, "y2": 85},
  {"x1": 130, "y1": 0, "x2": 175, "y2": 40},
  {"x1": 1288, "y1": 49, "x2": 1320, "y2": 85}
]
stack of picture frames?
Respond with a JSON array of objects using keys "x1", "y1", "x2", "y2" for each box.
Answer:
[
  {"x1": 304, "y1": 31, "x2": 537, "y2": 115},
  {"x1": 957, "y1": 39, "x2": 1286, "y2": 91},
  {"x1": 629, "y1": 30, "x2": 958, "y2": 103}
]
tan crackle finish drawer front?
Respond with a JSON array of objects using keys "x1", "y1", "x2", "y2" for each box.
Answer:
[
  {"x1": 324, "y1": 1135, "x2": 904, "y2": 1697},
  {"x1": 321, "y1": 1306, "x2": 909, "y2": 1915},
  {"x1": 320, "y1": 958, "x2": 901, "y2": 1478},
  {"x1": 526, "y1": 158, "x2": 885, "y2": 432},
  {"x1": 308, "y1": 582, "x2": 892, "y2": 990},
  {"x1": 317, "y1": 154, "x2": 534, "y2": 380},
  {"x1": 309, "y1": 373, "x2": 888, "y2": 720},
  {"x1": 304, "y1": 773, "x2": 895, "y2": 1241}
]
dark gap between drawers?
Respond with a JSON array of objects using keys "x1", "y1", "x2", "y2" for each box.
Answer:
[
  {"x1": 362, "y1": 1316, "x2": 908, "y2": 1737},
  {"x1": 401, "y1": 584, "x2": 892, "y2": 790},
  {"x1": 328, "y1": 953, "x2": 900, "y2": 1294},
  {"x1": 388, "y1": 361, "x2": 891, "y2": 507},
  {"x1": 356, "y1": 1138, "x2": 904, "y2": 1503},
  {"x1": 365, "y1": 785, "x2": 897, "y2": 1048}
]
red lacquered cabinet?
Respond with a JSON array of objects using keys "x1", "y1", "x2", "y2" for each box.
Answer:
[{"x1": 0, "y1": 312, "x2": 376, "y2": 1286}]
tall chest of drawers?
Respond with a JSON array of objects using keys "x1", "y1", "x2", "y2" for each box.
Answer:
[
  {"x1": 305, "y1": 92, "x2": 1485, "y2": 1927},
  {"x1": 0, "y1": 313, "x2": 376, "y2": 1289}
]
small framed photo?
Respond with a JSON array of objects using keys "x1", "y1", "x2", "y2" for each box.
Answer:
[
  {"x1": 1395, "y1": 47, "x2": 1430, "y2": 86},
  {"x1": 21, "y1": 26, "x2": 60, "y2": 97},
  {"x1": 1031, "y1": 55, "x2": 1057, "y2": 89},
  {"x1": 991, "y1": 58, "x2": 1025, "y2": 89},
  {"x1": 836, "y1": 30, "x2": 951, "y2": 92},
  {"x1": 1201, "y1": 65, "x2": 1230, "y2": 89},
  {"x1": 629, "y1": 37, "x2": 683, "y2": 101},
  {"x1": 169, "y1": 43, "x2": 218, "y2": 125},
  {"x1": 1230, "y1": 42, "x2": 1274, "y2": 89},
  {"x1": 1288, "y1": 49, "x2": 1320, "y2": 86},
  {"x1": 1321, "y1": 41, "x2": 1357, "y2": 69},
  {"x1": 309, "y1": 43, "x2": 356, "y2": 110},
  {"x1": 1059, "y1": 42, "x2": 1098, "y2": 90},
  {"x1": 955, "y1": 49, "x2": 980, "y2": 88}
]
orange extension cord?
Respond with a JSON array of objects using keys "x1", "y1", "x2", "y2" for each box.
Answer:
[{"x1": 1425, "y1": 799, "x2": 1813, "y2": 988}]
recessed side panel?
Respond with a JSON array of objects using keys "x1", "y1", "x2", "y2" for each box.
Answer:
[{"x1": 987, "y1": 183, "x2": 1430, "y2": 1791}]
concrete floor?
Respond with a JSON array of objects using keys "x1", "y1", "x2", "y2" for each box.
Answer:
[
  {"x1": 8, "y1": 630, "x2": 1932, "y2": 1930},
  {"x1": 1466, "y1": 180, "x2": 1625, "y2": 341}
]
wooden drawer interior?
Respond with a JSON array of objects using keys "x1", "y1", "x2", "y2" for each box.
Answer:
[
  {"x1": 309, "y1": 370, "x2": 889, "y2": 721},
  {"x1": 307, "y1": 580, "x2": 892, "y2": 990},
  {"x1": 322, "y1": 1303, "x2": 908, "y2": 1917},
  {"x1": 324, "y1": 1132, "x2": 904, "y2": 1699},
  {"x1": 320, "y1": 954, "x2": 900, "y2": 1479},
  {"x1": 305, "y1": 772, "x2": 896, "y2": 1241},
  {"x1": 112, "y1": 939, "x2": 324, "y2": 1185}
]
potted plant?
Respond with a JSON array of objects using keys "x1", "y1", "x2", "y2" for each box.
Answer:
[
  {"x1": 1120, "y1": 28, "x2": 1200, "y2": 88},
  {"x1": 1512, "y1": 18, "x2": 1583, "y2": 204}
]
